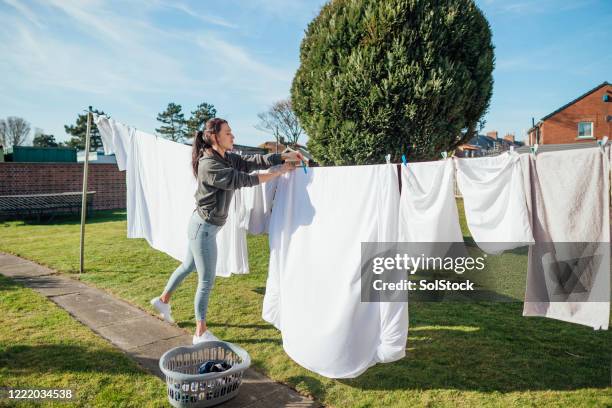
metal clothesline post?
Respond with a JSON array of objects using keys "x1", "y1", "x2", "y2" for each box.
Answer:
[{"x1": 79, "y1": 106, "x2": 93, "y2": 277}]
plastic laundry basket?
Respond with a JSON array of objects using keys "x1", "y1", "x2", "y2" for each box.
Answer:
[{"x1": 159, "y1": 341, "x2": 251, "y2": 408}]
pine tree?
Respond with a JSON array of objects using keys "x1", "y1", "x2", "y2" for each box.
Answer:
[
  {"x1": 291, "y1": 0, "x2": 494, "y2": 165},
  {"x1": 32, "y1": 129, "x2": 58, "y2": 147},
  {"x1": 156, "y1": 103, "x2": 187, "y2": 142},
  {"x1": 64, "y1": 109, "x2": 106, "y2": 151},
  {"x1": 186, "y1": 102, "x2": 217, "y2": 137}
]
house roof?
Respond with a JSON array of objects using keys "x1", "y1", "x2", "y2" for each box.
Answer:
[
  {"x1": 460, "y1": 145, "x2": 480, "y2": 151},
  {"x1": 539, "y1": 81, "x2": 610, "y2": 122},
  {"x1": 257, "y1": 141, "x2": 306, "y2": 149},
  {"x1": 467, "y1": 134, "x2": 524, "y2": 149},
  {"x1": 232, "y1": 144, "x2": 267, "y2": 153}
]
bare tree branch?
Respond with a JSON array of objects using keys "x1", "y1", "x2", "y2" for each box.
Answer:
[
  {"x1": 1, "y1": 117, "x2": 31, "y2": 147},
  {"x1": 0, "y1": 120, "x2": 7, "y2": 147},
  {"x1": 255, "y1": 98, "x2": 304, "y2": 146}
]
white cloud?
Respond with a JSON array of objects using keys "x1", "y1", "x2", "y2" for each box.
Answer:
[
  {"x1": 0, "y1": 1, "x2": 212, "y2": 96},
  {"x1": 0, "y1": 0, "x2": 309, "y2": 143},
  {"x1": 156, "y1": 1, "x2": 238, "y2": 29},
  {"x1": 195, "y1": 33, "x2": 294, "y2": 103},
  {"x1": 1, "y1": 0, "x2": 43, "y2": 27}
]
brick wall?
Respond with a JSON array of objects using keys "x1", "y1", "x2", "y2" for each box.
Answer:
[
  {"x1": 0, "y1": 163, "x2": 125, "y2": 210},
  {"x1": 540, "y1": 84, "x2": 612, "y2": 145}
]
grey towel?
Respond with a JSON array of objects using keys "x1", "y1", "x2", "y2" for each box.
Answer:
[{"x1": 520, "y1": 146, "x2": 610, "y2": 330}]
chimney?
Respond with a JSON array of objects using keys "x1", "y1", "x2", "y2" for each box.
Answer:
[
  {"x1": 503, "y1": 133, "x2": 515, "y2": 143},
  {"x1": 486, "y1": 131, "x2": 498, "y2": 139}
]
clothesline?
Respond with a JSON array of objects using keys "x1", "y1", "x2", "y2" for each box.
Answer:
[{"x1": 95, "y1": 114, "x2": 610, "y2": 379}]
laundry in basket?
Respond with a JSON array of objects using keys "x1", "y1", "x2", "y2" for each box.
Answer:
[{"x1": 159, "y1": 340, "x2": 250, "y2": 408}]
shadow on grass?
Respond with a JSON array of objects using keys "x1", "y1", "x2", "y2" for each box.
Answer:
[
  {"x1": 178, "y1": 321, "x2": 277, "y2": 332},
  {"x1": 0, "y1": 277, "x2": 21, "y2": 292},
  {"x1": 0, "y1": 344, "x2": 149, "y2": 376},
  {"x1": 252, "y1": 287, "x2": 266, "y2": 296},
  {"x1": 174, "y1": 300, "x2": 610, "y2": 393},
  {"x1": 461, "y1": 238, "x2": 530, "y2": 256},
  {"x1": 222, "y1": 338, "x2": 282, "y2": 345},
  {"x1": 335, "y1": 303, "x2": 612, "y2": 393},
  {"x1": 5, "y1": 210, "x2": 127, "y2": 227},
  {"x1": 208, "y1": 322, "x2": 273, "y2": 330}
]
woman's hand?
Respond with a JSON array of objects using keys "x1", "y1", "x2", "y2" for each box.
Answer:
[
  {"x1": 281, "y1": 151, "x2": 305, "y2": 164},
  {"x1": 257, "y1": 163, "x2": 297, "y2": 184},
  {"x1": 269, "y1": 162, "x2": 296, "y2": 174}
]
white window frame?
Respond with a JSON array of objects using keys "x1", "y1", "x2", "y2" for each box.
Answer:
[{"x1": 577, "y1": 121, "x2": 594, "y2": 139}]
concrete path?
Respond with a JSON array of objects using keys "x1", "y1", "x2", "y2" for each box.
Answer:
[{"x1": 0, "y1": 252, "x2": 320, "y2": 408}]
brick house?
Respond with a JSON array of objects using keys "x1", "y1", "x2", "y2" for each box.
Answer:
[
  {"x1": 455, "y1": 131, "x2": 523, "y2": 157},
  {"x1": 527, "y1": 81, "x2": 611, "y2": 145}
]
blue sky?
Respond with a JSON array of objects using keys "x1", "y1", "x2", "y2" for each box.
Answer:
[{"x1": 0, "y1": 0, "x2": 610, "y2": 146}]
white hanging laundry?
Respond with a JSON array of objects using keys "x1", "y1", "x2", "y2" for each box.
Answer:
[
  {"x1": 94, "y1": 115, "x2": 132, "y2": 171},
  {"x1": 245, "y1": 168, "x2": 281, "y2": 235},
  {"x1": 263, "y1": 164, "x2": 408, "y2": 379},
  {"x1": 125, "y1": 129, "x2": 197, "y2": 259},
  {"x1": 454, "y1": 152, "x2": 534, "y2": 254},
  {"x1": 399, "y1": 159, "x2": 464, "y2": 243},
  {"x1": 241, "y1": 185, "x2": 256, "y2": 231},
  {"x1": 97, "y1": 117, "x2": 251, "y2": 277},
  {"x1": 215, "y1": 188, "x2": 250, "y2": 277},
  {"x1": 521, "y1": 147, "x2": 610, "y2": 330},
  {"x1": 94, "y1": 115, "x2": 115, "y2": 155}
]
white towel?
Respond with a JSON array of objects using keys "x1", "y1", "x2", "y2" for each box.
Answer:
[
  {"x1": 399, "y1": 159, "x2": 463, "y2": 243},
  {"x1": 455, "y1": 152, "x2": 534, "y2": 254},
  {"x1": 521, "y1": 147, "x2": 610, "y2": 330}
]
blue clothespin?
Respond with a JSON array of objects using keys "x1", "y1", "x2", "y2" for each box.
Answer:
[
  {"x1": 530, "y1": 144, "x2": 539, "y2": 156},
  {"x1": 401, "y1": 154, "x2": 407, "y2": 167},
  {"x1": 597, "y1": 136, "x2": 608, "y2": 149},
  {"x1": 301, "y1": 160, "x2": 307, "y2": 174},
  {"x1": 597, "y1": 136, "x2": 608, "y2": 153}
]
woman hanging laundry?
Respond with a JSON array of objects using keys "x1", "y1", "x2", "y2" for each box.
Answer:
[{"x1": 150, "y1": 118, "x2": 304, "y2": 344}]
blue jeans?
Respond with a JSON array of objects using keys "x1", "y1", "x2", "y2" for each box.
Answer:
[{"x1": 163, "y1": 211, "x2": 221, "y2": 321}]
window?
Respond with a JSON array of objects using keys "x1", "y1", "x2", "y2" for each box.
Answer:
[{"x1": 578, "y1": 122, "x2": 593, "y2": 138}]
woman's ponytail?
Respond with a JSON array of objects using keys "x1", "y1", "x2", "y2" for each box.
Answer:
[{"x1": 191, "y1": 118, "x2": 228, "y2": 177}]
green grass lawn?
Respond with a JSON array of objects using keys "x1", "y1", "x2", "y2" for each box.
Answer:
[
  {"x1": 0, "y1": 202, "x2": 611, "y2": 407},
  {"x1": 0, "y1": 274, "x2": 167, "y2": 407}
]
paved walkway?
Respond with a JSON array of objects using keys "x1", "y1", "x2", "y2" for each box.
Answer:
[{"x1": 0, "y1": 252, "x2": 320, "y2": 408}]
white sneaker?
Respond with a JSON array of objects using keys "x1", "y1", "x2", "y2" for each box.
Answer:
[
  {"x1": 150, "y1": 297, "x2": 174, "y2": 323},
  {"x1": 192, "y1": 330, "x2": 219, "y2": 344}
]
